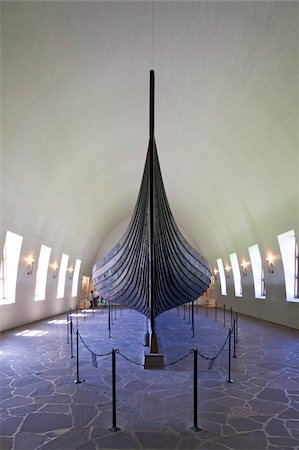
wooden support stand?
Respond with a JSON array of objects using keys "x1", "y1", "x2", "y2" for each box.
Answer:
[{"x1": 144, "y1": 332, "x2": 164, "y2": 369}]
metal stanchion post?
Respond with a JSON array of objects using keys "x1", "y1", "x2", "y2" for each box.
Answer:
[
  {"x1": 191, "y1": 301, "x2": 195, "y2": 338},
  {"x1": 108, "y1": 301, "x2": 112, "y2": 338},
  {"x1": 233, "y1": 317, "x2": 237, "y2": 358},
  {"x1": 236, "y1": 312, "x2": 239, "y2": 343},
  {"x1": 76, "y1": 304, "x2": 79, "y2": 328},
  {"x1": 226, "y1": 329, "x2": 233, "y2": 383},
  {"x1": 230, "y1": 307, "x2": 233, "y2": 329},
  {"x1": 215, "y1": 302, "x2": 217, "y2": 322},
  {"x1": 66, "y1": 311, "x2": 70, "y2": 344},
  {"x1": 112, "y1": 303, "x2": 114, "y2": 325},
  {"x1": 114, "y1": 304, "x2": 117, "y2": 321},
  {"x1": 70, "y1": 318, "x2": 74, "y2": 358},
  {"x1": 83, "y1": 309, "x2": 86, "y2": 322},
  {"x1": 188, "y1": 303, "x2": 191, "y2": 324},
  {"x1": 190, "y1": 349, "x2": 202, "y2": 432},
  {"x1": 108, "y1": 349, "x2": 121, "y2": 432},
  {"x1": 223, "y1": 304, "x2": 226, "y2": 327},
  {"x1": 183, "y1": 304, "x2": 186, "y2": 320},
  {"x1": 205, "y1": 299, "x2": 208, "y2": 317},
  {"x1": 74, "y1": 329, "x2": 82, "y2": 384}
]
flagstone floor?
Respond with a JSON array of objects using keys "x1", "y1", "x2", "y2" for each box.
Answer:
[{"x1": 0, "y1": 305, "x2": 298, "y2": 450}]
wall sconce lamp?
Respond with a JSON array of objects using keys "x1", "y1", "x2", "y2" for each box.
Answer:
[
  {"x1": 225, "y1": 266, "x2": 231, "y2": 278},
  {"x1": 266, "y1": 259, "x2": 274, "y2": 274},
  {"x1": 213, "y1": 269, "x2": 218, "y2": 278},
  {"x1": 68, "y1": 267, "x2": 74, "y2": 280},
  {"x1": 241, "y1": 263, "x2": 248, "y2": 276},
  {"x1": 26, "y1": 259, "x2": 34, "y2": 275},
  {"x1": 53, "y1": 265, "x2": 59, "y2": 278}
]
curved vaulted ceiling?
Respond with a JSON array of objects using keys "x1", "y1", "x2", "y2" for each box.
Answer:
[{"x1": 1, "y1": 1, "x2": 298, "y2": 276}]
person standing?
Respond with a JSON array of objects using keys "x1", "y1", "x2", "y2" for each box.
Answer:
[
  {"x1": 93, "y1": 289, "x2": 100, "y2": 308},
  {"x1": 89, "y1": 290, "x2": 94, "y2": 308}
]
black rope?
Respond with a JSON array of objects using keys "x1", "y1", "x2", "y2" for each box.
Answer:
[
  {"x1": 78, "y1": 332, "x2": 113, "y2": 357},
  {"x1": 117, "y1": 349, "x2": 192, "y2": 368},
  {"x1": 116, "y1": 350, "x2": 144, "y2": 367},
  {"x1": 196, "y1": 330, "x2": 230, "y2": 361},
  {"x1": 164, "y1": 350, "x2": 193, "y2": 367}
]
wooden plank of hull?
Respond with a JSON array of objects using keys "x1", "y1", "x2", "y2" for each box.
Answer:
[
  {"x1": 93, "y1": 72, "x2": 212, "y2": 319},
  {"x1": 93, "y1": 143, "x2": 212, "y2": 318}
]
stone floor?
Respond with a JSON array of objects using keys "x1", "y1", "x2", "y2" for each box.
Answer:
[{"x1": 0, "y1": 305, "x2": 298, "y2": 450}]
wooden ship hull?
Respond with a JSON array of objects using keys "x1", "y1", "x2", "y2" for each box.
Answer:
[{"x1": 93, "y1": 71, "x2": 212, "y2": 348}]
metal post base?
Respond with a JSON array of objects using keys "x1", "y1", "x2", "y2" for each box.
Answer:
[
  {"x1": 108, "y1": 426, "x2": 121, "y2": 433},
  {"x1": 226, "y1": 379, "x2": 233, "y2": 383},
  {"x1": 190, "y1": 425, "x2": 202, "y2": 432}
]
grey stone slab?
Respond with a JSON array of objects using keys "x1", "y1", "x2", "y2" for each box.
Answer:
[
  {"x1": 199, "y1": 413, "x2": 227, "y2": 425},
  {"x1": 248, "y1": 398, "x2": 288, "y2": 415},
  {"x1": 0, "y1": 435, "x2": 13, "y2": 450},
  {"x1": 268, "y1": 436, "x2": 299, "y2": 447},
  {"x1": 21, "y1": 412, "x2": 72, "y2": 433},
  {"x1": 265, "y1": 417, "x2": 290, "y2": 436},
  {"x1": 214, "y1": 430, "x2": 267, "y2": 449},
  {"x1": 0, "y1": 389, "x2": 12, "y2": 402},
  {"x1": 0, "y1": 416, "x2": 23, "y2": 436},
  {"x1": 198, "y1": 443, "x2": 229, "y2": 449},
  {"x1": 135, "y1": 430, "x2": 180, "y2": 449},
  {"x1": 257, "y1": 387, "x2": 288, "y2": 403},
  {"x1": 8, "y1": 403, "x2": 41, "y2": 416},
  {"x1": 35, "y1": 393, "x2": 70, "y2": 404},
  {"x1": 124, "y1": 419, "x2": 168, "y2": 431},
  {"x1": 286, "y1": 419, "x2": 299, "y2": 430},
  {"x1": 177, "y1": 435, "x2": 202, "y2": 449},
  {"x1": 290, "y1": 399, "x2": 299, "y2": 411},
  {"x1": 0, "y1": 396, "x2": 33, "y2": 408},
  {"x1": 95, "y1": 430, "x2": 141, "y2": 449},
  {"x1": 11, "y1": 375, "x2": 42, "y2": 387},
  {"x1": 228, "y1": 417, "x2": 262, "y2": 432},
  {"x1": 40, "y1": 427, "x2": 91, "y2": 449},
  {"x1": 39, "y1": 403, "x2": 70, "y2": 413},
  {"x1": 71, "y1": 403, "x2": 98, "y2": 427},
  {"x1": 14, "y1": 432, "x2": 49, "y2": 449},
  {"x1": 221, "y1": 424, "x2": 235, "y2": 436},
  {"x1": 278, "y1": 407, "x2": 299, "y2": 420}
]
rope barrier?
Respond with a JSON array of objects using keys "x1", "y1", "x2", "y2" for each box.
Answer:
[
  {"x1": 117, "y1": 350, "x2": 144, "y2": 367},
  {"x1": 78, "y1": 332, "x2": 113, "y2": 358},
  {"x1": 197, "y1": 330, "x2": 230, "y2": 361},
  {"x1": 164, "y1": 350, "x2": 192, "y2": 367}
]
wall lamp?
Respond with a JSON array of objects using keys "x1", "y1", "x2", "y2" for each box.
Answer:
[
  {"x1": 213, "y1": 269, "x2": 218, "y2": 278},
  {"x1": 26, "y1": 259, "x2": 34, "y2": 275},
  {"x1": 266, "y1": 258, "x2": 274, "y2": 274},
  {"x1": 52, "y1": 265, "x2": 59, "y2": 278},
  {"x1": 225, "y1": 266, "x2": 231, "y2": 278},
  {"x1": 68, "y1": 267, "x2": 74, "y2": 280},
  {"x1": 241, "y1": 263, "x2": 248, "y2": 276}
]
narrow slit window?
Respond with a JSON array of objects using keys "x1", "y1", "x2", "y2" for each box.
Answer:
[
  {"x1": 229, "y1": 253, "x2": 242, "y2": 297},
  {"x1": 71, "y1": 259, "x2": 81, "y2": 297},
  {"x1": 277, "y1": 230, "x2": 298, "y2": 302},
  {"x1": 34, "y1": 245, "x2": 51, "y2": 301},
  {"x1": 216, "y1": 258, "x2": 227, "y2": 295},
  {"x1": 57, "y1": 253, "x2": 69, "y2": 299},
  {"x1": 248, "y1": 244, "x2": 265, "y2": 299},
  {"x1": 0, "y1": 231, "x2": 23, "y2": 305}
]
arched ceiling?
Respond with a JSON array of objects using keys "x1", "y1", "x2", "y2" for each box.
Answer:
[{"x1": 1, "y1": 1, "x2": 298, "y2": 274}]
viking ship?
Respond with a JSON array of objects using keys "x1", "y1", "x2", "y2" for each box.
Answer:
[{"x1": 93, "y1": 71, "x2": 212, "y2": 351}]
